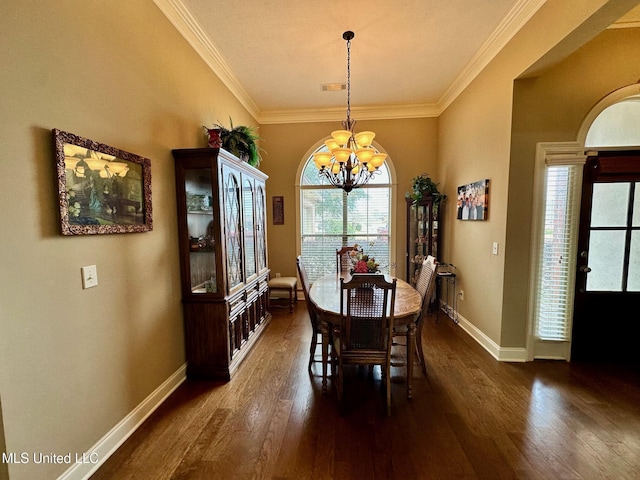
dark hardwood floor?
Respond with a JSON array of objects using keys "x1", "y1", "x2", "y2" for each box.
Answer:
[{"x1": 91, "y1": 303, "x2": 640, "y2": 479}]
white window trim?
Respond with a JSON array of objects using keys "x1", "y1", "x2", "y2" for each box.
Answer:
[{"x1": 527, "y1": 142, "x2": 586, "y2": 361}]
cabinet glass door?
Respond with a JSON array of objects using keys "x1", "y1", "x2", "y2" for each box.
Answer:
[
  {"x1": 184, "y1": 168, "x2": 216, "y2": 293},
  {"x1": 432, "y1": 202, "x2": 439, "y2": 260},
  {"x1": 243, "y1": 177, "x2": 256, "y2": 279},
  {"x1": 408, "y1": 202, "x2": 431, "y2": 284},
  {"x1": 256, "y1": 184, "x2": 267, "y2": 273},
  {"x1": 223, "y1": 166, "x2": 243, "y2": 290}
]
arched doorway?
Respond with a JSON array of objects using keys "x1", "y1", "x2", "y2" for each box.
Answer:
[
  {"x1": 571, "y1": 87, "x2": 640, "y2": 362},
  {"x1": 530, "y1": 85, "x2": 640, "y2": 362}
]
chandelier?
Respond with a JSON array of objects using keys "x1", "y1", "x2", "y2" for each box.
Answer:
[{"x1": 313, "y1": 31, "x2": 387, "y2": 193}]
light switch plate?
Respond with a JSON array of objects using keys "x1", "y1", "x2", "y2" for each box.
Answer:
[
  {"x1": 492, "y1": 242, "x2": 499, "y2": 255},
  {"x1": 81, "y1": 265, "x2": 98, "y2": 289}
]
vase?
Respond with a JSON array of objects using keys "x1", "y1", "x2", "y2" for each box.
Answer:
[{"x1": 206, "y1": 128, "x2": 222, "y2": 149}]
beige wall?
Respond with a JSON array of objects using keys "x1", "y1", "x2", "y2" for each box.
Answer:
[
  {"x1": 0, "y1": 398, "x2": 7, "y2": 480},
  {"x1": 439, "y1": 0, "x2": 638, "y2": 348},
  {"x1": 506, "y1": 25, "x2": 640, "y2": 345},
  {"x1": 2, "y1": 0, "x2": 639, "y2": 478},
  {"x1": 260, "y1": 117, "x2": 438, "y2": 281},
  {"x1": 0, "y1": 1, "x2": 255, "y2": 479}
]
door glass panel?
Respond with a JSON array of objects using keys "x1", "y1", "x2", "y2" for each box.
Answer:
[
  {"x1": 590, "y1": 183, "x2": 629, "y2": 227},
  {"x1": 633, "y1": 182, "x2": 640, "y2": 227},
  {"x1": 629, "y1": 231, "x2": 640, "y2": 292},
  {"x1": 586, "y1": 230, "x2": 626, "y2": 291}
]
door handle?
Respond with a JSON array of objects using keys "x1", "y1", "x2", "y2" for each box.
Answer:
[{"x1": 579, "y1": 265, "x2": 591, "y2": 273}]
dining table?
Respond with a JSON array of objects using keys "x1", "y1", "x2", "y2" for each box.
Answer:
[{"x1": 308, "y1": 272, "x2": 423, "y2": 398}]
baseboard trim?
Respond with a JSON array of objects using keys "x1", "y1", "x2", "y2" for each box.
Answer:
[
  {"x1": 454, "y1": 312, "x2": 528, "y2": 363},
  {"x1": 57, "y1": 364, "x2": 187, "y2": 480}
]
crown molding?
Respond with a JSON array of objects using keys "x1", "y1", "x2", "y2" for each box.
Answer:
[
  {"x1": 438, "y1": 0, "x2": 546, "y2": 112},
  {"x1": 608, "y1": 20, "x2": 640, "y2": 29},
  {"x1": 152, "y1": 0, "x2": 261, "y2": 121},
  {"x1": 258, "y1": 103, "x2": 440, "y2": 125},
  {"x1": 155, "y1": 0, "x2": 543, "y2": 124}
]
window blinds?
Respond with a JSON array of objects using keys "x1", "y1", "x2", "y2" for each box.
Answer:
[{"x1": 534, "y1": 165, "x2": 581, "y2": 341}]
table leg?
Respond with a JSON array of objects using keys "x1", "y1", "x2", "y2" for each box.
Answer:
[
  {"x1": 320, "y1": 320, "x2": 329, "y2": 394},
  {"x1": 406, "y1": 323, "x2": 416, "y2": 399}
]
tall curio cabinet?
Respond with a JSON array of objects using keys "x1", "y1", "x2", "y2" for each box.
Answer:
[
  {"x1": 406, "y1": 195, "x2": 444, "y2": 285},
  {"x1": 173, "y1": 147, "x2": 270, "y2": 380}
]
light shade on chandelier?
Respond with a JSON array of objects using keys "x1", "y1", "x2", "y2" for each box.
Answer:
[{"x1": 313, "y1": 31, "x2": 387, "y2": 193}]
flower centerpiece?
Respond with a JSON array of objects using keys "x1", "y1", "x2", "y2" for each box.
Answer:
[{"x1": 349, "y1": 243, "x2": 381, "y2": 273}]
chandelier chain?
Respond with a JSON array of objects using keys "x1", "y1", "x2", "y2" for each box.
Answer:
[
  {"x1": 312, "y1": 30, "x2": 387, "y2": 194},
  {"x1": 346, "y1": 35, "x2": 351, "y2": 125}
]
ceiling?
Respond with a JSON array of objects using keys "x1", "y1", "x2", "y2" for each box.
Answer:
[{"x1": 153, "y1": 0, "x2": 640, "y2": 124}]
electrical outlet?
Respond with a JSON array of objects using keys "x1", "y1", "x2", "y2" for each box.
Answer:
[
  {"x1": 459, "y1": 289, "x2": 464, "y2": 301},
  {"x1": 275, "y1": 272, "x2": 281, "y2": 278},
  {"x1": 81, "y1": 265, "x2": 98, "y2": 289}
]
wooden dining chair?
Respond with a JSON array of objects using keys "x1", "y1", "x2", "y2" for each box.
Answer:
[
  {"x1": 336, "y1": 246, "x2": 358, "y2": 275},
  {"x1": 335, "y1": 273, "x2": 397, "y2": 416},
  {"x1": 393, "y1": 255, "x2": 437, "y2": 376},
  {"x1": 296, "y1": 256, "x2": 323, "y2": 371},
  {"x1": 414, "y1": 255, "x2": 437, "y2": 374}
]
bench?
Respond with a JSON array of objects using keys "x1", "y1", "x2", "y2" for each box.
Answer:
[{"x1": 267, "y1": 276, "x2": 298, "y2": 313}]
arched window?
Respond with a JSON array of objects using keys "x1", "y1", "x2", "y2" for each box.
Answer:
[
  {"x1": 585, "y1": 94, "x2": 640, "y2": 147},
  {"x1": 299, "y1": 142, "x2": 394, "y2": 282}
]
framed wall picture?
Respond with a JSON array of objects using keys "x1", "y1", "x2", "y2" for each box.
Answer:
[
  {"x1": 53, "y1": 129, "x2": 152, "y2": 235},
  {"x1": 272, "y1": 196, "x2": 284, "y2": 225},
  {"x1": 457, "y1": 179, "x2": 489, "y2": 221}
]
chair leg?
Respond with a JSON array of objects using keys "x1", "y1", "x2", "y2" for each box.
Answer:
[
  {"x1": 336, "y1": 361, "x2": 344, "y2": 404},
  {"x1": 415, "y1": 321, "x2": 427, "y2": 375},
  {"x1": 288, "y1": 289, "x2": 294, "y2": 313},
  {"x1": 385, "y1": 362, "x2": 392, "y2": 417},
  {"x1": 308, "y1": 330, "x2": 317, "y2": 371}
]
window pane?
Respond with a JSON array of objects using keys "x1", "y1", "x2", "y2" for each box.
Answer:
[
  {"x1": 629, "y1": 231, "x2": 640, "y2": 292},
  {"x1": 633, "y1": 182, "x2": 640, "y2": 227},
  {"x1": 585, "y1": 96, "x2": 640, "y2": 147},
  {"x1": 300, "y1": 234, "x2": 345, "y2": 280},
  {"x1": 346, "y1": 187, "x2": 389, "y2": 235},
  {"x1": 586, "y1": 230, "x2": 626, "y2": 291},
  {"x1": 301, "y1": 188, "x2": 344, "y2": 236},
  {"x1": 301, "y1": 158, "x2": 330, "y2": 186},
  {"x1": 368, "y1": 166, "x2": 390, "y2": 184},
  {"x1": 591, "y1": 183, "x2": 629, "y2": 227},
  {"x1": 535, "y1": 165, "x2": 580, "y2": 341}
]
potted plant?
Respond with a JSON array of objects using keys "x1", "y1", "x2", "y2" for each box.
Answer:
[
  {"x1": 205, "y1": 118, "x2": 264, "y2": 167},
  {"x1": 406, "y1": 173, "x2": 442, "y2": 202}
]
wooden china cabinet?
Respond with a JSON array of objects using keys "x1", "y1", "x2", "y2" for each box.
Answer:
[
  {"x1": 406, "y1": 195, "x2": 444, "y2": 285},
  {"x1": 173, "y1": 147, "x2": 270, "y2": 380}
]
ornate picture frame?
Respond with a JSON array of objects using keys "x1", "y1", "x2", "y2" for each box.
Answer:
[{"x1": 53, "y1": 129, "x2": 152, "y2": 235}]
